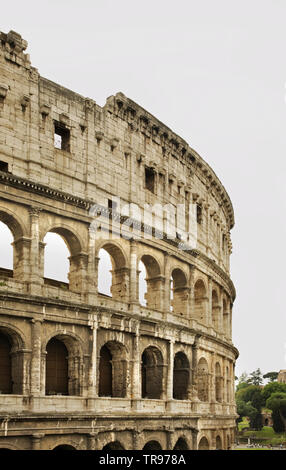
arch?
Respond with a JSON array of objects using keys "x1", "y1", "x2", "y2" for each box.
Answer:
[
  {"x1": 0, "y1": 325, "x2": 25, "y2": 394},
  {"x1": 143, "y1": 440, "x2": 162, "y2": 451},
  {"x1": 216, "y1": 435, "x2": 222, "y2": 450},
  {"x1": 0, "y1": 209, "x2": 26, "y2": 280},
  {"x1": 215, "y1": 362, "x2": 222, "y2": 402},
  {"x1": 0, "y1": 332, "x2": 12, "y2": 394},
  {"x1": 44, "y1": 232, "x2": 70, "y2": 284},
  {"x1": 44, "y1": 333, "x2": 82, "y2": 396},
  {"x1": 98, "y1": 243, "x2": 128, "y2": 301},
  {"x1": 173, "y1": 437, "x2": 189, "y2": 450},
  {"x1": 41, "y1": 226, "x2": 83, "y2": 255},
  {"x1": 0, "y1": 221, "x2": 13, "y2": 272},
  {"x1": 197, "y1": 357, "x2": 209, "y2": 402},
  {"x1": 46, "y1": 338, "x2": 68, "y2": 396},
  {"x1": 52, "y1": 445, "x2": 77, "y2": 451},
  {"x1": 223, "y1": 298, "x2": 230, "y2": 336},
  {"x1": 227, "y1": 434, "x2": 231, "y2": 450},
  {"x1": 98, "y1": 341, "x2": 127, "y2": 398},
  {"x1": 102, "y1": 441, "x2": 125, "y2": 451},
  {"x1": 42, "y1": 226, "x2": 84, "y2": 292},
  {"x1": 225, "y1": 366, "x2": 230, "y2": 402},
  {"x1": 0, "y1": 209, "x2": 24, "y2": 240},
  {"x1": 211, "y1": 289, "x2": 220, "y2": 330},
  {"x1": 139, "y1": 255, "x2": 162, "y2": 310},
  {"x1": 194, "y1": 279, "x2": 207, "y2": 323},
  {"x1": 198, "y1": 436, "x2": 209, "y2": 450},
  {"x1": 173, "y1": 352, "x2": 190, "y2": 400},
  {"x1": 141, "y1": 346, "x2": 163, "y2": 399},
  {"x1": 170, "y1": 268, "x2": 188, "y2": 316}
]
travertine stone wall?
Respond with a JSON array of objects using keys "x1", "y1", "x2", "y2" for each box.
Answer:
[{"x1": 0, "y1": 30, "x2": 238, "y2": 450}]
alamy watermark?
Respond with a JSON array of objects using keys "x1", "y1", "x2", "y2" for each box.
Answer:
[{"x1": 89, "y1": 197, "x2": 199, "y2": 250}]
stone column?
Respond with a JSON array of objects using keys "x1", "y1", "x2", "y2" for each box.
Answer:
[
  {"x1": 130, "y1": 240, "x2": 138, "y2": 303},
  {"x1": 31, "y1": 433, "x2": 44, "y2": 450},
  {"x1": 28, "y1": 207, "x2": 42, "y2": 296},
  {"x1": 192, "y1": 429, "x2": 199, "y2": 450},
  {"x1": 132, "y1": 323, "x2": 141, "y2": 406},
  {"x1": 167, "y1": 339, "x2": 174, "y2": 401},
  {"x1": 30, "y1": 319, "x2": 42, "y2": 396},
  {"x1": 133, "y1": 430, "x2": 143, "y2": 450},
  {"x1": 88, "y1": 318, "x2": 98, "y2": 398},
  {"x1": 188, "y1": 265, "x2": 195, "y2": 321},
  {"x1": 87, "y1": 433, "x2": 98, "y2": 450},
  {"x1": 166, "y1": 429, "x2": 175, "y2": 450},
  {"x1": 208, "y1": 277, "x2": 213, "y2": 326},
  {"x1": 85, "y1": 228, "x2": 98, "y2": 304}
]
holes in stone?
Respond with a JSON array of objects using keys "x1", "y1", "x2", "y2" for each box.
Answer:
[{"x1": 145, "y1": 167, "x2": 155, "y2": 193}]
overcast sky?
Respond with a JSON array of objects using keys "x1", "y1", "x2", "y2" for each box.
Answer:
[{"x1": 1, "y1": 0, "x2": 286, "y2": 378}]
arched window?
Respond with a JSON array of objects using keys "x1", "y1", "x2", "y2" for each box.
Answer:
[
  {"x1": 215, "y1": 362, "x2": 223, "y2": 403},
  {"x1": 197, "y1": 358, "x2": 209, "y2": 402},
  {"x1": 216, "y1": 435, "x2": 222, "y2": 450},
  {"x1": 138, "y1": 260, "x2": 147, "y2": 306},
  {"x1": 52, "y1": 445, "x2": 76, "y2": 451},
  {"x1": 0, "y1": 332, "x2": 12, "y2": 394},
  {"x1": 143, "y1": 441, "x2": 162, "y2": 450},
  {"x1": 225, "y1": 366, "x2": 230, "y2": 403},
  {"x1": 99, "y1": 342, "x2": 127, "y2": 398},
  {"x1": 173, "y1": 352, "x2": 190, "y2": 400},
  {"x1": 102, "y1": 441, "x2": 125, "y2": 450},
  {"x1": 211, "y1": 289, "x2": 220, "y2": 330},
  {"x1": 98, "y1": 249, "x2": 112, "y2": 296},
  {"x1": 44, "y1": 232, "x2": 70, "y2": 286},
  {"x1": 142, "y1": 346, "x2": 163, "y2": 399},
  {"x1": 198, "y1": 437, "x2": 209, "y2": 450},
  {"x1": 98, "y1": 244, "x2": 128, "y2": 301},
  {"x1": 46, "y1": 338, "x2": 68, "y2": 395},
  {"x1": 194, "y1": 280, "x2": 207, "y2": 323},
  {"x1": 138, "y1": 255, "x2": 162, "y2": 310},
  {"x1": 173, "y1": 438, "x2": 189, "y2": 450},
  {"x1": 170, "y1": 269, "x2": 188, "y2": 316},
  {"x1": 0, "y1": 221, "x2": 13, "y2": 275},
  {"x1": 223, "y1": 298, "x2": 230, "y2": 336}
]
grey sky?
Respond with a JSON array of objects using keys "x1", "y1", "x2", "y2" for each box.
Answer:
[{"x1": 1, "y1": 0, "x2": 286, "y2": 378}]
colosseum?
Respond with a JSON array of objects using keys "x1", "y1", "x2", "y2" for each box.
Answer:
[{"x1": 0, "y1": 30, "x2": 238, "y2": 451}]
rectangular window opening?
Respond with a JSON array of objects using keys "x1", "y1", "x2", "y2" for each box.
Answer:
[
  {"x1": 0, "y1": 161, "x2": 9, "y2": 172},
  {"x1": 197, "y1": 204, "x2": 202, "y2": 224},
  {"x1": 145, "y1": 167, "x2": 155, "y2": 193},
  {"x1": 54, "y1": 121, "x2": 70, "y2": 152}
]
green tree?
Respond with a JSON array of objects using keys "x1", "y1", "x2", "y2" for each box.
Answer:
[
  {"x1": 263, "y1": 372, "x2": 278, "y2": 383},
  {"x1": 248, "y1": 368, "x2": 263, "y2": 386},
  {"x1": 266, "y1": 392, "x2": 286, "y2": 433},
  {"x1": 261, "y1": 381, "x2": 286, "y2": 403}
]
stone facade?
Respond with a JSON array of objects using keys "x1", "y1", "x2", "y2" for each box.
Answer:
[
  {"x1": 278, "y1": 370, "x2": 286, "y2": 384},
  {"x1": 0, "y1": 30, "x2": 238, "y2": 450}
]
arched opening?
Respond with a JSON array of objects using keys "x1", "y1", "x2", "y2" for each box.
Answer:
[
  {"x1": 102, "y1": 441, "x2": 125, "y2": 451},
  {"x1": 173, "y1": 352, "x2": 190, "y2": 400},
  {"x1": 170, "y1": 269, "x2": 188, "y2": 316},
  {"x1": 197, "y1": 358, "x2": 209, "y2": 402},
  {"x1": 215, "y1": 362, "x2": 223, "y2": 403},
  {"x1": 173, "y1": 438, "x2": 189, "y2": 450},
  {"x1": 44, "y1": 232, "x2": 70, "y2": 286},
  {"x1": 99, "y1": 341, "x2": 127, "y2": 398},
  {"x1": 43, "y1": 227, "x2": 84, "y2": 293},
  {"x1": 0, "y1": 221, "x2": 13, "y2": 277},
  {"x1": 98, "y1": 248, "x2": 112, "y2": 296},
  {"x1": 138, "y1": 260, "x2": 147, "y2": 306},
  {"x1": 223, "y1": 298, "x2": 229, "y2": 336},
  {"x1": 98, "y1": 244, "x2": 128, "y2": 301},
  {"x1": 141, "y1": 346, "x2": 163, "y2": 399},
  {"x1": 143, "y1": 441, "x2": 162, "y2": 450},
  {"x1": 139, "y1": 255, "x2": 162, "y2": 310},
  {"x1": 216, "y1": 435, "x2": 222, "y2": 450},
  {"x1": 198, "y1": 437, "x2": 209, "y2": 450},
  {"x1": 211, "y1": 289, "x2": 220, "y2": 330},
  {"x1": 52, "y1": 445, "x2": 76, "y2": 451},
  {"x1": 0, "y1": 327, "x2": 24, "y2": 394},
  {"x1": 0, "y1": 332, "x2": 12, "y2": 394},
  {"x1": 46, "y1": 338, "x2": 68, "y2": 395},
  {"x1": 226, "y1": 366, "x2": 230, "y2": 403},
  {"x1": 227, "y1": 435, "x2": 231, "y2": 450},
  {"x1": 194, "y1": 280, "x2": 207, "y2": 323}
]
